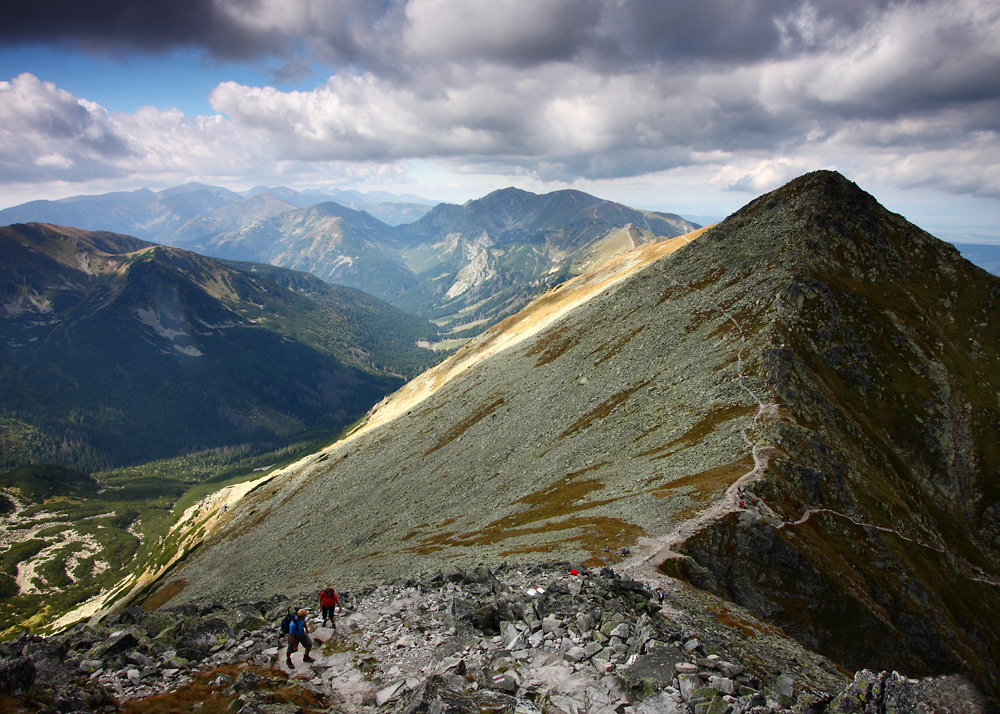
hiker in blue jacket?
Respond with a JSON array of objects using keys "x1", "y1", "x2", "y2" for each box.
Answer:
[{"x1": 286, "y1": 608, "x2": 314, "y2": 668}]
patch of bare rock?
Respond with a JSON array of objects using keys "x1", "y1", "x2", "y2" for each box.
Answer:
[{"x1": 0, "y1": 563, "x2": 991, "y2": 713}]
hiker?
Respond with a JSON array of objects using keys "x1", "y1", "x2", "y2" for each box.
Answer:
[
  {"x1": 286, "y1": 608, "x2": 314, "y2": 668},
  {"x1": 656, "y1": 587, "x2": 665, "y2": 604},
  {"x1": 319, "y1": 585, "x2": 342, "y2": 628}
]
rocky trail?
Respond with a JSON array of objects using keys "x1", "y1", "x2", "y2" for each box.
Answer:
[
  {"x1": 620, "y1": 275, "x2": 777, "y2": 587},
  {"x1": 2, "y1": 562, "x2": 986, "y2": 714}
]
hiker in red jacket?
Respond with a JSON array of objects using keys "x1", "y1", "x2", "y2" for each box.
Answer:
[{"x1": 319, "y1": 586, "x2": 342, "y2": 628}]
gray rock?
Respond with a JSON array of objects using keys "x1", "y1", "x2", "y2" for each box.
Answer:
[
  {"x1": 707, "y1": 675, "x2": 736, "y2": 695},
  {"x1": 637, "y1": 689, "x2": 687, "y2": 714},
  {"x1": 0, "y1": 657, "x2": 35, "y2": 694},
  {"x1": 678, "y1": 674, "x2": 702, "y2": 702},
  {"x1": 773, "y1": 673, "x2": 795, "y2": 699}
]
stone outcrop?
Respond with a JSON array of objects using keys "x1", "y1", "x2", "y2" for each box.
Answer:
[{"x1": 1, "y1": 563, "x2": 990, "y2": 713}]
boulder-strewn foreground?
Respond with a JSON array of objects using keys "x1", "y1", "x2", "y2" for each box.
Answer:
[{"x1": 1, "y1": 563, "x2": 990, "y2": 713}]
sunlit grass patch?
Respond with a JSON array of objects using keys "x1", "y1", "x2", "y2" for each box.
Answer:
[
  {"x1": 635, "y1": 404, "x2": 756, "y2": 461},
  {"x1": 118, "y1": 665, "x2": 328, "y2": 714}
]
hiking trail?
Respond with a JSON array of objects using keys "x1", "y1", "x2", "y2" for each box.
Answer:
[{"x1": 619, "y1": 275, "x2": 777, "y2": 587}]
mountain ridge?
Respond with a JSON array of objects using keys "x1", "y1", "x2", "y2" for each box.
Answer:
[
  {"x1": 150, "y1": 171, "x2": 1000, "y2": 698},
  {"x1": 0, "y1": 222, "x2": 442, "y2": 470}
]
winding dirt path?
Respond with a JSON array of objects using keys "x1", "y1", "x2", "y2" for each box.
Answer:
[
  {"x1": 618, "y1": 276, "x2": 776, "y2": 587},
  {"x1": 611, "y1": 276, "x2": 1000, "y2": 595}
]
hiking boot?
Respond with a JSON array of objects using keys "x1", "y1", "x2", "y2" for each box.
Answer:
[{"x1": 303, "y1": 656, "x2": 314, "y2": 663}]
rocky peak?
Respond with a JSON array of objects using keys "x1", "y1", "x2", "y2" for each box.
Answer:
[{"x1": 126, "y1": 171, "x2": 1000, "y2": 701}]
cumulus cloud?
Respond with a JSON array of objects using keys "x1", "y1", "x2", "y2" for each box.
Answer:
[
  {"x1": 0, "y1": 73, "x2": 135, "y2": 182},
  {"x1": 2, "y1": 0, "x2": 999, "y2": 201}
]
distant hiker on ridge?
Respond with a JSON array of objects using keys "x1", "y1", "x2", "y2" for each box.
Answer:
[
  {"x1": 286, "y1": 609, "x2": 314, "y2": 668},
  {"x1": 319, "y1": 585, "x2": 342, "y2": 628}
]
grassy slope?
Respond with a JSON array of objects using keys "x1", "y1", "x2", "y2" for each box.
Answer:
[{"x1": 0, "y1": 225, "x2": 444, "y2": 471}]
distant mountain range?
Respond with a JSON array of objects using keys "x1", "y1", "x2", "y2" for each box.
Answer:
[
  {"x1": 0, "y1": 183, "x2": 436, "y2": 236},
  {"x1": 173, "y1": 187, "x2": 699, "y2": 332},
  {"x1": 0, "y1": 223, "x2": 443, "y2": 471},
  {"x1": 1, "y1": 184, "x2": 700, "y2": 334},
  {"x1": 954, "y1": 242, "x2": 1000, "y2": 275},
  {"x1": 159, "y1": 171, "x2": 1000, "y2": 699}
]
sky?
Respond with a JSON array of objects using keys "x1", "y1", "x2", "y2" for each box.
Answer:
[{"x1": 1, "y1": 0, "x2": 998, "y2": 241}]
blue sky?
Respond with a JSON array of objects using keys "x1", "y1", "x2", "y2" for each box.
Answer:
[
  {"x1": 0, "y1": 46, "x2": 274, "y2": 116},
  {"x1": 1, "y1": 0, "x2": 998, "y2": 241}
]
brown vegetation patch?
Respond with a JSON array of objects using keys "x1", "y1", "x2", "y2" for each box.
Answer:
[
  {"x1": 423, "y1": 393, "x2": 507, "y2": 456},
  {"x1": 396, "y1": 463, "x2": 644, "y2": 560},
  {"x1": 560, "y1": 380, "x2": 652, "y2": 439},
  {"x1": 657, "y1": 284, "x2": 687, "y2": 305},
  {"x1": 706, "y1": 320, "x2": 739, "y2": 340},
  {"x1": 636, "y1": 404, "x2": 756, "y2": 461},
  {"x1": 651, "y1": 457, "x2": 754, "y2": 500},
  {"x1": 682, "y1": 307, "x2": 722, "y2": 334},
  {"x1": 688, "y1": 266, "x2": 727, "y2": 291},
  {"x1": 493, "y1": 517, "x2": 644, "y2": 562},
  {"x1": 120, "y1": 666, "x2": 327, "y2": 714},
  {"x1": 590, "y1": 326, "x2": 647, "y2": 365},
  {"x1": 711, "y1": 605, "x2": 781, "y2": 638},
  {"x1": 140, "y1": 579, "x2": 187, "y2": 612},
  {"x1": 525, "y1": 318, "x2": 586, "y2": 367}
]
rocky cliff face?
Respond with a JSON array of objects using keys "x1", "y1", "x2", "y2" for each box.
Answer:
[{"x1": 153, "y1": 172, "x2": 1000, "y2": 701}]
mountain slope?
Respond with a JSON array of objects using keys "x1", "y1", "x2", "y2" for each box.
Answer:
[
  {"x1": 155, "y1": 172, "x2": 1000, "y2": 698},
  {"x1": 0, "y1": 223, "x2": 441, "y2": 470},
  {"x1": 391, "y1": 188, "x2": 699, "y2": 330},
  {"x1": 183, "y1": 202, "x2": 418, "y2": 302}
]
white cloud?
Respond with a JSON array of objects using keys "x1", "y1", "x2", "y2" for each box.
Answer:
[
  {"x1": 0, "y1": 73, "x2": 134, "y2": 182},
  {"x1": 2, "y1": 0, "x2": 1000, "y2": 215}
]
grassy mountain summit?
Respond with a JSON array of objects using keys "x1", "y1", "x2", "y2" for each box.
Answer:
[
  {"x1": 0, "y1": 223, "x2": 442, "y2": 471},
  {"x1": 154, "y1": 172, "x2": 1000, "y2": 698}
]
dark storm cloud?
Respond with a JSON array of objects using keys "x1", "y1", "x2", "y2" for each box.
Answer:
[
  {"x1": 0, "y1": 0, "x2": 287, "y2": 59},
  {"x1": 0, "y1": 0, "x2": 905, "y2": 67}
]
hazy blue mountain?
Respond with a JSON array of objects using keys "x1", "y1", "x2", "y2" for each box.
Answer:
[
  {"x1": 161, "y1": 193, "x2": 299, "y2": 246},
  {"x1": 953, "y1": 242, "x2": 1000, "y2": 275},
  {"x1": 243, "y1": 185, "x2": 436, "y2": 225},
  {"x1": 0, "y1": 184, "x2": 244, "y2": 240}
]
